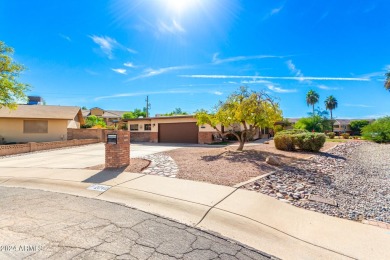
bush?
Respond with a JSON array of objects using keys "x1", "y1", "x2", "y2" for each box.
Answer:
[
  {"x1": 274, "y1": 134, "x2": 295, "y2": 151},
  {"x1": 293, "y1": 133, "x2": 326, "y2": 152},
  {"x1": 275, "y1": 129, "x2": 308, "y2": 136},
  {"x1": 274, "y1": 131, "x2": 326, "y2": 152},
  {"x1": 341, "y1": 133, "x2": 350, "y2": 139},
  {"x1": 362, "y1": 116, "x2": 390, "y2": 143},
  {"x1": 327, "y1": 132, "x2": 335, "y2": 139}
]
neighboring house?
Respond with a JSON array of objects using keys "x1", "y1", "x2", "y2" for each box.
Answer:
[
  {"x1": 82, "y1": 107, "x2": 128, "y2": 126},
  {"x1": 0, "y1": 105, "x2": 84, "y2": 143},
  {"x1": 124, "y1": 115, "x2": 261, "y2": 144}
]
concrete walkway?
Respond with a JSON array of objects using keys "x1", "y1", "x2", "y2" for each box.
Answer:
[{"x1": 0, "y1": 168, "x2": 389, "y2": 260}]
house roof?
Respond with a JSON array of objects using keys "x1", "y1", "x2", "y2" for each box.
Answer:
[
  {"x1": 123, "y1": 115, "x2": 195, "y2": 121},
  {"x1": 82, "y1": 109, "x2": 128, "y2": 119},
  {"x1": 0, "y1": 105, "x2": 83, "y2": 121}
]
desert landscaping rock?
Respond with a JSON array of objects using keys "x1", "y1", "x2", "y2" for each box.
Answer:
[
  {"x1": 0, "y1": 187, "x2": 272, "y2": 260},
  {"x1": 245, "y1": 141, "x2": 390, "y2": 224},
  {"x1": 265, "y1": 156, "x2": 281, "y2": 166}
]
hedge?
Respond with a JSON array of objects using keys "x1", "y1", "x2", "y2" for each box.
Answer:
[{"x1": 274, "y1": 132, "x2": 326, "y2": 152}]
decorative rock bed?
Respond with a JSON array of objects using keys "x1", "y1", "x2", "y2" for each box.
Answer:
[{"x1": 245, "y1": 141, "x2": 390, "y2": 224}]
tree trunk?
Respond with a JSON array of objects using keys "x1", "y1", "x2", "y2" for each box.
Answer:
[
  {"x1": 237, "y1": 140, "x2": 245, "y2": 151},
  {"x1": 330, "y1": 110, "x2": 333, "y2": 132},
  {"x1": 312, "y1": 105, "x2": 315, "y2": 116}
]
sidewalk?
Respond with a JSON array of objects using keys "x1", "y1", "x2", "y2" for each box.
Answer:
[{"x1": 0, "y1": 167, "x2": 389, "y2": 260}]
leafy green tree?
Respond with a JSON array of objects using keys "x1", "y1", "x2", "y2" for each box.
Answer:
[
  {"x1": 162, "y1": 108, "x2": 188, "y2": 116},
  {"x1": 350, "y1": 120, "x2": 370, "y2": 135},
  {"x1": 122, "y1": 112, "x2": 135, "y2": 119},
  {"x1": 195, "y1": 87, "x2": 282, "y2": 151},
  {"x1": 385, "y1": 71, "x2": 390, "y2": 91},
  {"x1": 306, "y1": 90, "x2": 319, "y2": 115},
  {"x1": 122, "y1": 109, "x2": 147, "y2": 119},
  {"x1": 362, "y1": 117, "x2": 390, "y2": 143},
  {"x1": 81, "y1": 106, "x2": 88, "y2": 110},
  {"x1": 0, "y1": 41, "x2": 30, "y2": 109},
  {"x1": 294, "y1": 115, "x2": 332, "y2": 132},
  {"x1": 83, "y1": 115, "x2": 106, "y2": 128},
  {"x1": 324, "y1": 95, "x2": 338, "y2": 131}
]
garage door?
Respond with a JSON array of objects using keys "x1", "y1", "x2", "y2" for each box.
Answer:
[{"x1": 158, "y1": 123, "x2": 199, "y2": 143}]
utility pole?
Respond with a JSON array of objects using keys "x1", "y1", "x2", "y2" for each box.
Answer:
[{"x1": 145, "y1": 96, "x2": 151, "y2": 118}]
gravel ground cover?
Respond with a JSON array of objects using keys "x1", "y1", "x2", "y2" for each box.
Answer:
[
  {"x1": 245, "y1": 141, "x2": 390, "y2": 223},
  {"x1": 86, "y1": 158, "x2": 150, "y2": 173},
  {"x1": 165, "y1": 141, "x2": 338, "y2": 186}
]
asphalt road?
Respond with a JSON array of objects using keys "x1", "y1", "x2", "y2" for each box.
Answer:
[{"x1": 0, "y1": 187, "x2": 273, "y2": 260}]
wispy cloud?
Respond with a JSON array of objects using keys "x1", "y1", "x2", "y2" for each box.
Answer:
[
  {"x1": 240, "y1": 79, "x2": 272, "y2": 84},
  {"x1": 85, "y1": 69, "x2": 98, "y2": 76},
  {"x1": 344, "y1": 104, "x2": 374, "y2": 108},
  {"x1": 286, "y1": 60, "x2": 308, "y2": 82},
  {"x1": 130, "y1": 65, "x2": 192, "y2": 81},
  {"x1": 181, "y1": 75, "x2": 369, "y2": 81},
  {"x1": 263, "y1": 5, "x2": 284, "y2": 20},
  {"x1": 111, "y1": 68, "x2": 127, "y2": 75},
  {"x1": 59, "y1": 33, "x2": 71, "y2": 42},
  {"x1": 89, "y1": 35, "x2": 137, "y2": 59},
  {"x1": 157, "y1": 19, "x2": 185, "y2": 34},
  {"x1": 90, "y1": 35, "x2": 118, "y2": 59},
  {"x1": 318, "y1": 85, "x2": 341, "y2": 90},
  {"x1": 267, "y1": 84, "x2": 297, "y2": 93},
  {"x1": 124, "y1": 62, "x2": 136, "y2": 68},
  {"x1": 95, "y1": 89, "x2": 222, "y2": 101},
  {"x1": 212, "y1": 53, "x2": 282, "y2": 65}
]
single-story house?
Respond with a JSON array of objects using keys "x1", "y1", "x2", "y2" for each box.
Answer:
[
  {"x1": 124, "y1": 115, "x2": 262, "y2": 144},
  {"x1": 82, "y1": 107, "x2": 128, "y2": 126},
  {"x1": 0, "y1": 105, "x2": 84, "y2": 143}
]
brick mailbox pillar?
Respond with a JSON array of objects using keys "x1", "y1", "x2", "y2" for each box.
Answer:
[{"x1": 105, "y1": 130, "x2": 130, "y2": 168}]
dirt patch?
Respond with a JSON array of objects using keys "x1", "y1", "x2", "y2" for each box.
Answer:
[
  {"x1": 86, "y1": 158, "x2": 150, "y2": 173},
  {"x1": 165, "y1": 141, "x2": 339, "y2": 187}
]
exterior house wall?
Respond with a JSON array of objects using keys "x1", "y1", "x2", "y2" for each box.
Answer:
[
  {"x1": 90, "y1": 108, "x2": 104, "y2": 116},
  {"x1": 0, "y1": 118, "x2": 68, "y2": 143},
  {"x1": 67, "y1": 114, "x2": 81, "y2": 129}
]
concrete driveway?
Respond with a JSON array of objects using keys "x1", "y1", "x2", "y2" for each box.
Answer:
[{"x1": 0, "y1": 143, "x2": 186, "y2": 169}]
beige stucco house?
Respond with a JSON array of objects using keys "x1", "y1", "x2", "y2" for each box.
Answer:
[
  {"x1": 82, "y1": 107, "x2": 128, "y2": 126},
  {"x1": 0, "y1": 105, "x2": 84, "y2": 143},
  {"x1": 125, "y1": 115, "x2": 261, "y2": 144}
]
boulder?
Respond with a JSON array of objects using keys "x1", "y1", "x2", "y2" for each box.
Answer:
[{"x1": 265, "y1": 156, "x2": 281, "y2": 166}]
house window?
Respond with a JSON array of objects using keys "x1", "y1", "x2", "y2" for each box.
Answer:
[
  {"x1": 24, "y1": 120, "x2": 48, "y2": 133},
  {"x1": 144, "y1": 124, "x2": 152, "y2": 131},
  {"x1": 130, "y1": 124, "x2": 138, "y2": 131}
]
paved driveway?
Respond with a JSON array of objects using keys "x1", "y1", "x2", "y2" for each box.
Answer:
[{"x1": 0, "y1": 143, "x2": 187, "y2": 169}]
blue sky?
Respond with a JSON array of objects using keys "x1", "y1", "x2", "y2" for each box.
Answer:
[{"x1": 1, "y1": 0, "x2": 389, "y2": 118}]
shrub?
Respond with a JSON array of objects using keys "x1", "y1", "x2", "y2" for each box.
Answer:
[
  {"x1": 327, "y1": 132, "x2": 335, "y2": 139},
  {"x1": 274, "y1": 131, "x2": 326, "y2": 152},
  {"x1": 362, "y1": 116, "x2": 390, "y2": 143},
  {"x1": 341, "y1": 133, "x2": 350, "y2": 139},
  {"x1": 275, "y1": 129, "x2": 308, "y2": 136},
  {"x1": 350, "y1": 120, "x2": 370, "y2": 135},
  {"x1": 274, "y1": 134, "x2": 295, "y2": 151},
  {"x1": 293, "y1": 133, "x2": 326, "y2": 152}
]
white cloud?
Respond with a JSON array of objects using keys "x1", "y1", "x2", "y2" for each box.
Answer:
[
  {"x1": 124, "y1": 62, "x2": 136, "y2": 68},
  {"x1": 59, "y1": 33, "x2": 71, "y2": 42},
  {"x1": 286, "y1": 60, "x2": 307, "y2": 82},
  {"x1": 343, "y1": 104, "x2": 373, "y2": 108},
  {"x1": 85, "y1": 69, "x2": 98, "y2": 75},
  {"x1": 89, "y1": 35, "x2": 118, "y2": 59},
  {"x1": 95, "y1": 89, "x2": 222, "y2": 101},
  {"x1": 271, "y1": 6, "x2": 283, "y2": 15},
  {"x1": 180, "y1": 75, "x2": 369, "y2": 81},
  {"x1": 267, "y1": 84, "x2": 297, "y2": 93},
  {"x1": 157, "y1": 19, "x2": 185, "y2": 34},
  {"x1": 89, "y1": 35, "x2": 137, "y2": 59},
  {"x1": 318, "y1": 85, "x2": 340, "y2": 90},
  {"x1": 212, "y1": 53, "x2": 282, "y2": 64},
  {"x1": 241, "y1": 79, "x2": 272, "y2": 84},
  {"x1": 111, "y1": 68, "x2": 127, "y2": 75},
  {"x1": 130, "y1": 65, "x2": 192, "y2": 81}
]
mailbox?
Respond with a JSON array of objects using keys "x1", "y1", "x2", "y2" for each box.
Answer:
[{"x1": 107, "y1": 134, "x2": 117, "y2": 144}]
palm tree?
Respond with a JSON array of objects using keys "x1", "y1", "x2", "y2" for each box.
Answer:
[
  {"x1": 325, "y1": 95, "x2": 338, "y2": 132},
  {"x1": 385, "y1": 72, "x2": 390, "y2": 91},
  {"x1": 306, "y1": 90, "x2": 319, "y2": 115}
]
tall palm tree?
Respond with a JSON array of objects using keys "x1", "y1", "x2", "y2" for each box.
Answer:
[
  {"x1": 306, "y1": 90, "x2": 319, "y2": 115},
  {"x1": 385, "y1": 72, "x2": 390, "y2": 91},
  {"x1": 325, "y1": 95, "x2": 338, "y2": 132}
]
